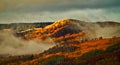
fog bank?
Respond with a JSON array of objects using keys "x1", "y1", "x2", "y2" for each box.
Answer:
[{"x1": 0, "y1": 31, "x2": 55, "y2": 55}]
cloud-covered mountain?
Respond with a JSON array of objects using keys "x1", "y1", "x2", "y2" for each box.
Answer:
[
  {"x1": 0, "y1": 19, "x2": 120, "y2": 65},
  {"x1": 0, "y1": 18, "x2": 120, "y2": 55},
  {"x1": 17, "y1": 19, "x2": 120, "y2": 43}
]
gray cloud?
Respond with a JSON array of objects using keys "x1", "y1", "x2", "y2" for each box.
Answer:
[
  {"x1": 0, "y1": 0, "x2": 120, "y2": 12},
  {"x1": 0, "y1": 8, "x2": 120, "y2": 23},
  {"x1": 0, "y1": 0, "x2": 120, "y2": 23}
]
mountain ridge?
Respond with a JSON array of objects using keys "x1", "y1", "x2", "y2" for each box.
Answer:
[{"x1": 24, "y1": 19, "x2": 89, "y2": 44}]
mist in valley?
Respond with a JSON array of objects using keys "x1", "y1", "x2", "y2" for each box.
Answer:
[
  {"x1": 75, "y1": 21, "x2": 120, "y2": 38},
  {"x1": 0, "y1": 31, "x2": 55, "y2": 55}
]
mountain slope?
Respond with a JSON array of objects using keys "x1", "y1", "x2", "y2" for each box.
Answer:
[
  {"x1": 24, "y1": 19, "x2": 89, "y2": 44},
  {"x1": 1, "y1": 37, "x2": 119, "y2": 65}
]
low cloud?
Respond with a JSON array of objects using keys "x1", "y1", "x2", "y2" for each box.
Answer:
[
  {"x1": 76, "y1": 22, "x2": 120, "y2": 38},
  {"x1": 0, "y1": 31, "x2": 55, "y2": 55}
]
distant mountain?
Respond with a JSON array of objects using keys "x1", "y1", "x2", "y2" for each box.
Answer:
[
  {"x1": 0, "y1": 22, "x2": 53, "y2": 32},
  {"x1": 96, "y1": 21, "x2": 120, "y2": 27}
]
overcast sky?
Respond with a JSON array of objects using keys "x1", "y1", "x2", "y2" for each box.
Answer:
[{"x1": 0, "y1": 0, "x2": 120, "y2": 23}]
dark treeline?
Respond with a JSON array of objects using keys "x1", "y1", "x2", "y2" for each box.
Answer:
[{"x1": 0, "y1": 22, "x2": 53, "y2": 31}]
